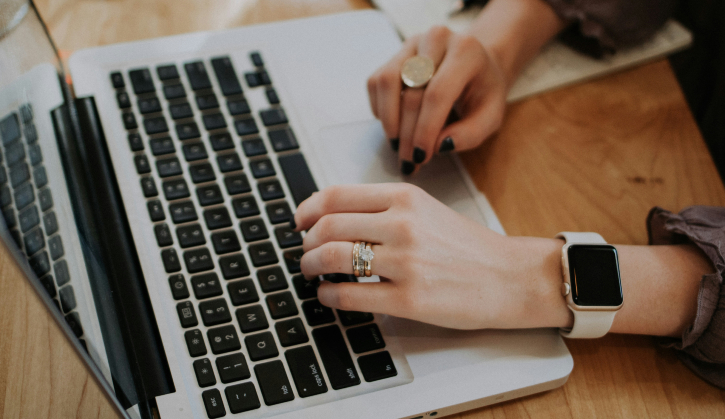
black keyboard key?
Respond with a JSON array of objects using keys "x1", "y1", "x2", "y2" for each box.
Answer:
[
  {"x1": 260, "y1": 108, "x2": 287, "y2": 126},
  {"x1": 196, "y1": 184, "x2": 223, "y2": 206},
  {"x1": 23, "y1": 124, "x2": 37, "y2": 143},
  {"x1": 234, "y1": 117, "x2": 259, "y2": 136},
  {"x1": 169, "y1": 201, "x2": 198, "y2": 223},
  {"x1": 48, "y1": 235, "x2": 64, "y2": 260},
  {"x1": 156, "y1": 64, "x2": 179, "y2": 80},
  {"x1": 358, "y1": 351, "x2": 397, "y2": 382},
  {"x1": 236, "y1": 305, "x2": 268, "y2": 333},
  {"x1": 266, "y1": 291, "x2": 298, "y2": 319},
  {"x1": 250, "y1": 52, "x2": 263, "y2": 67},
  {"x1": 1, "y1": 113, "x2": 20, "y2": 144},
  {"x1": 211, "y1": 57, "x2": 243, "y2": 96},
  {"x1": 250, "y1": 158, "x2": 275, "y2": 179},
  {"x1": 228, "y1": 279, "x2": 258, "y2": 306},
  {"x1": 347, "y1": 323, "x2": 385, "y2": 354},
  {"x1": 24, "y1": 228, "x2": 44, "y2": 256},
  {"x1": 163, "y1": 83, "x2": 186, "y2": 100},
  {"x1": 0, "y1": 167, "x2": 5, "y2": 187},
  {"x1": 185, "y1": 329, "x2": 207, "y2": 357},
  {"x1": 182, "y1": 141, "x2": 208, "y2": 162},
  {"x1": 275, "y1": 226, "x2": 302, "y2": 249},
  {"x1": 154, "y1": 223, "x2": 173, "y2": 247},
  {"x1": 30, "y1": 251, "x2": 50, "y2": 277},
  {"x1": 149, "y1": 137, "x2": 175, "y2": 156},
  {"x1": 240, "y1": 218, "x2": 268, "y2": 242},
  {"x1": 176, "y1": 122, "x2": 200, "y2": 140},
  {"x1": 177, "y1": 223, "x2": 206, "y2": 248},
  {"x1": 257, "y1": 266, "x2": 288, "y2": 293},
  {"x1": 266, "y1": 202, "x2": 292, "y2": 224},
  {"x1": 185, "y1": 248, "x2": 215, "y2": 274},
  {"x1": 224, "y1": 174, "x2": 250, "y2": 195},
  {"x1": 184, "y1": 61, "x2": 212, "y2": 91},
  {"x1": 190, "y1": 163, "x2": 216, "y2": 183},
  {"x1": 176, "y1": 300, "x2": 198, "y2": 328},
  {"x1": 128, "y1": 68, "x2": 155, "y2": 94},
  {"x1": 266, "y1": 88, "x2": 280, "y2": 105},
  {"x1": 122, "y1": 112, "x2": 138, "y2": 130},
  {"x1": 162, "y1": 248, "x2": 182, "y2": 272},
  {"x1": 220, "y1": 254, "x2": 250, "y2": 280},
  {"x1": 143, "y1": 117, "x2": 168, "y2": 134},
  {"x1": 169, "y1": 274, "x2": 190, "y2": 300},
  {"x1": 200, "y1": 298, "x2": 232, "y2": 326},
  {"x1": 163, "y1": 178, "x2": 190, "y2": 200},
  {"x1": 0, "y1": 185, "x2": 9, "y2": 207},
  {"x1": 312, "y1": 325, "x2": 361, "y2": 390},
  {"x1": 258, "y1": 179, "x2": 284, "y2": 201},
  {"x1": 244, "y1": 72, "x2": 261, "y2": 88},
  {"x1": 231, "y1": 196, "x2": 259, "y2": 219},
  {"x1": 258, "y1": 70, "x2": 271, "y2": 85},
  {"x1": 196, "y1": 93, "x2": 219, "y2": 110},
  {"x1": 5, "y1": 141, "x2": 25, "y2": 165},
  {"x1": 13, "y1": 183, "x2": 33, "y2": 210},
  {"x1": 208, "y1": 325, "x2": 241, "y2": 354},
  {"x1": 2, "y1": 207, "x2": 16, "y2": 228},
  {"x1": 278, "y1": 153, "x2": 318, "y2": 206},
  {"x1": 39, "y1": 189, "x2": 53, "y2": 212},
  {"x1": 39, "y1": 275, "x2": 56, "y2": 298},
  {"x1": 249, "y1": 242, "x2": 278, "y2": 267},
  {"x1": 225, "y1": 383, "x2": 261, "y2": 414},
  {"x1": 169, "y1": 103, "x2": 193, "y2": 120},
  {"x1": 18, "y1": 206, "x2": 39, "y2": 233},
  {"x1": 138, "y1": 97, "x2": 162, "y2": 114},
  {"x1": 127, "y1": 133, "x2": 143, "y2": 151},
  {"x1": 191, "y1": 272, "x2": 222, "y2": 299},
  {"x1": 202, "y1": 389, "x2": 226, "y2": 419},
  {"x1": 217, "y1": 153, "x2": 242, "y2": 173},
  {"x1": 204, "y1": 207, "x2": 232, "y2": 230},
  {"x1": 245, "y1": 331, "x2": 278, "y2": 361},
  {"x1": 254, "y1": 361, "x2": 294, "y2": 406},
  {"x1": 283, "y1": 248, "x2": 303, "y2": 273},
  {"x1": 54, "y1": 260, "x2": 70, "y2": 286},
  {"x1": 33, "y1": 166, "x2": 47, "y2": 188},
  {"x1": 337, "y1": 310, "x2": 374, "y2": 327},
  {"x1": 156, "y1": 157, "x2": 182, "y2": 177},
  {"x1": 285, "y1": 345, "x2": 328, "y2": 397},
  {"x1": 193, "y1": 358, "x2": 217, "y2": 387},
  {"x1": 241, "y1": 137, "x2": 266, "y2": 157},
  {"x1": 209, "y1": 132, "x2": 234, "y2": 151},
  {"x1": 293, "y1": 275, "x2": 318, "y2": 300},
  {"x1": 203, "y1": 113, "x2": 227, "y2": 131},
  {"x1": 65, "y1": 312, "x2": 83, "y2": 337},
  {"x1": 10, "y1": 162, "x2": 30, "y2": 187},
  {"x1": 302, "y1": 300, "x2": 335, "y2": 326},
  {"x1": 216, "y1": 352, "x2": 250, "y2": 384},
  {"x1": 227, "y1": 99, "x2": 250, "y2": 116},
  {"x1": 134, "y1": 155, "x2": 151, "y2": 174},
  {"x1": 116, "y1": 91, "x2": 131, "y2": 108},
  {"x1": 211, "y1": 230, "x2": 241, "y2": 255},
  {"x1": 323, "y1": 273, "x2": 358, "y2": 283},
  {"x1": 110, "y1": 72, "x2": 125, "y2": 89},
  {"x1": 275, "y1": 318, "x2": 308, "y2": 347},
  {"x1": 43, "y1": 211, "x2": 58, "y2": 235},
  {"x1": 140, "y1": 177, "x2": 158, "y2": 197},
  {"x1": 59, "y1": 286, "x2": 76, "y2": 313},
  {"x1": 27, "y1": 144, "x2": 42, "y2": 167},
  {"x1": 147, "y1": 200, "x2": 166, "y2": 221}
]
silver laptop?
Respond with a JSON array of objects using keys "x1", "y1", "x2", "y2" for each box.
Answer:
[{"x1": 0, "y1": 2, "x2": 572, "y2": 418}]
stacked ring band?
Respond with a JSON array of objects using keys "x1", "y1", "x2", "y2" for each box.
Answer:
[{"x1": 352, "y1": 241, "x2": 375, "y2": 277}]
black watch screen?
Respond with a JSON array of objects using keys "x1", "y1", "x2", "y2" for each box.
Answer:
[{"x1": 568, "y1": 244, "x2": 623, "y2": 306}]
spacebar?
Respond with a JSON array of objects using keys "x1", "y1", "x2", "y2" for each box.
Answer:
[{"x1": 278, "y1": 153, "x2": 318, "y2": 206}]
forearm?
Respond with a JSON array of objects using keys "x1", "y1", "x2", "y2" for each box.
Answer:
[{"x1": 467, "y1": 0, "x2": 567, "y2": 88}]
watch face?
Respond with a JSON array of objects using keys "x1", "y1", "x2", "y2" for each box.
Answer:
[{"x1": 568, "y1": 245, "x2": 623, "y2": 307}]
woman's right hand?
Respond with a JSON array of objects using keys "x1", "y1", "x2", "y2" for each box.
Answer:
[{"x1": 367, "y1": 25, "x2": 507, "y2": 175}]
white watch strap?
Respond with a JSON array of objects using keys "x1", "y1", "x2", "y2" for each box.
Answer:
[{"x1": 556, "y1": 231, "x2": 617, "y2": 339}]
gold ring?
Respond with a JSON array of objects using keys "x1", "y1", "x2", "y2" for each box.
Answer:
[
  {"x1": 353, "y1": 241, "x2": 361, "y2": 277},
  {"x1": 401, "y1": 55, "x2": 435, "y2": 88},
  {"x1": 363, "y1": 243, "x2": 373, "y2": 277}
]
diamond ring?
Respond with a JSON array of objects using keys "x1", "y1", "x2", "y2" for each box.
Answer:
[{"x1": 352, "y1": 241, "x2": 375, "y2": 277}]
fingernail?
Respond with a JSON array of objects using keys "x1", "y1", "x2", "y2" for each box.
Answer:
[
  {"x1": 289, "y1": 215, "x2": 297, "y2": 230},
  {"x1": 413, "y1": 147, "x2": 426, "y2": 164},
  {"x1": 390, "y1": 138, "x2": 399, "y2": 152},
  {"x1": 439, "y1": 137, "x2": 455, "y2": 153},
  {"x1": 401, "y1": 160, "x2": 415, "y2": 175}
]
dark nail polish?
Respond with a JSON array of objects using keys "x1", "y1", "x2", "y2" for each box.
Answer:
[
  {"x1": 439, "y1": 137, "x2": 455, "y2": 153},
  {"x1": 401, "y1": 160, "x2": 415, "y2": 175},
  {"x1": 289, "y1": 216, "x2": 297, "y2": 230},
  {"x1": 390, "y1": 138, "x2": 399, "y2": 152},
  {"x1": 413, "y1": 147, "x2": 426, "y2": 164}
]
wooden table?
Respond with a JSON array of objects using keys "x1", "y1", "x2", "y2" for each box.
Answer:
[{"x1": 2, "y1": 0, "x2": 724, "y2": 417}]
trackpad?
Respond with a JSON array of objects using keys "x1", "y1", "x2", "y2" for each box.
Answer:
[{"x1": 314, "y1": 120, "x2": 488, "y2": 226}]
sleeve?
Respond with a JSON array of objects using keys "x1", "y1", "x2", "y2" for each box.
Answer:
[
  {"x1": 542, "y1": 0, "x2": 678, "y2": 57},
  {"x1": 647, "y1": 206, "x2": 725, "y2": 389}
]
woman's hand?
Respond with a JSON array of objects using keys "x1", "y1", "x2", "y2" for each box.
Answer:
[
  {"x1": 293, "y1": 183, "x2": 571, "y2": 330},
  {"x1": 367, "y1": 26, "x2": 507, "y2": 175}
]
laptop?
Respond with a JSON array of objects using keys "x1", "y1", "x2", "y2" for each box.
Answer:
[{"x1": 0, "y1": 2, "x2": 572, "y2": 418}]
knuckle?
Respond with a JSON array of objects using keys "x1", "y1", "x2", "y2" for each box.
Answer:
[
  {"x1": 427, "y1": 25, "x2": 451, "y2": 43},
  {"x1": 379, "y1": 69, "x2": 398, "y2": 91},
  {"x1": 336, "y1": 287, "x2": 356, "y2": 311},
  {"x1": 320, "y1": 244, "x2": 340, "y2": 269},
  {"x1": 317, "y1": 215, "x2": 338, "y2": 243}
]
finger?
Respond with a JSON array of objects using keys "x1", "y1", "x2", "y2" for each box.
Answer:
[
  {"x1": 302, "y1": 213, "x2": 392, "y2": 252},
  {"x1": 377, "y1": 38, "x2": 419, "y2": 142},
  {"x1": 434, "y1": 92, "x2": 505, "y2": 153},
  {"x1": 300, "y1": 241, "x2": 396, "y2": 279},
  {"x1": 367, "y1": 69, "x2": 379, "y2": 119},
  {"x1": 317, "y1": 281, "x2": 398, "y2": 314},
  {"x1": 294, "y1": 184, "x2": 396, "y2": 231},
  {"x1": 398, "y1": 87, "x2": 424, "y2": 175}
]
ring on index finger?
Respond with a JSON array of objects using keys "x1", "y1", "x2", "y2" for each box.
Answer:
[{"x1": 401, "y1": 56, "x2": 435, "y2": 88}]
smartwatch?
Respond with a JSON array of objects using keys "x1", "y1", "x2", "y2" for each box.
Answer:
[{"x1": 556, "y1": 232, "x2": 623, "y2": 338}]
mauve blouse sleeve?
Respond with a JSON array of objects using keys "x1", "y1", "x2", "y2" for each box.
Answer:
[
  {"x1": 542, "y1": 0, "x2": 678, "y2": 54},
  {"x1": 647, "y1": 206, "x2": 725, "y2": 389}
]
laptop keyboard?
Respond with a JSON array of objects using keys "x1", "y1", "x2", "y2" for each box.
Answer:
[
  {"x1": 112, "y1": 52, "x2": 398, "y2": 417},
  {"x1": 0, "y1": 106, "x2": 85, "y2": 341}
]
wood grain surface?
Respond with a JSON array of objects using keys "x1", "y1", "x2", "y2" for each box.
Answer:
[{"x1": 1, "y1": 0, "x2": 723, "y2": 418}]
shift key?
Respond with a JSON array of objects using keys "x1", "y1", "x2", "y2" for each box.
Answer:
[{"x1": 311, "y1": 325, "x2": 360, "y2": 390}]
